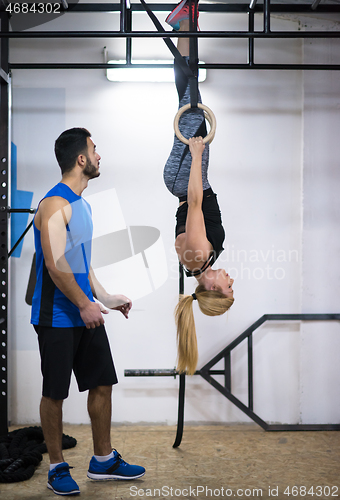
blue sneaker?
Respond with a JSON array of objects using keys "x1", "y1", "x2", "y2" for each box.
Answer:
[
  {"x1": 87, "y1": 450, "x2": 145, "y2": 480},
  {"x1": 47, "y1": 462, "x2": 80, "y2": 496}
]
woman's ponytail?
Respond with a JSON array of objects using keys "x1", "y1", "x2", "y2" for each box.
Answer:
[{"x1": 174, "y1": 285, "x2": 234, "y2": 375}]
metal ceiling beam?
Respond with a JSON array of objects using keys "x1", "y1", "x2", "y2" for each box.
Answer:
[
  {"x1": 2, "y1": 30, "x2": 340, "y2": 38},
  {"x1": 9, "y1": 62, "x2": 340, "y2": 70},
  {"x1": 25, "y1": 2, "x2": 340, "y2": 13}
]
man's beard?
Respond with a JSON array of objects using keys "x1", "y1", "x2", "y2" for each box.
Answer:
[{"x1": 83, "y1": 156, "x2": 100, "y2": 179}]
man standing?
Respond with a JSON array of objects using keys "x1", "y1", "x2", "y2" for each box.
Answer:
[{"x1": 31, "y1": 128, "x2": 145, "y2": 496}]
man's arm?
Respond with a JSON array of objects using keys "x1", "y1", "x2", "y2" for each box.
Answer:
[{"x1": 39, "y1": 196, "x2": 104, "y2": 329}]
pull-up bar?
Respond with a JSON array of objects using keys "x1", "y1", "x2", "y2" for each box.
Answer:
[
  {"x1": 1, "y1": 30, "x2": 340, "y2": 39},
  {"x1": 9, "y1": 62, "x2": 340, "y2": 71},
  {"x1": 3, "y1": 2, "x2": 338, "y2": 13}
]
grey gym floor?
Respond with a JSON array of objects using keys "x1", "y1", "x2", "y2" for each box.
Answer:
[{"x1": 0, "y1": 424, "x2": 339, "y2": 500}]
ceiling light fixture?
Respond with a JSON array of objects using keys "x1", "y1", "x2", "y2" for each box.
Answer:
[{"x1": 106, "y1": 60, "x2": 207, "y2": 83}]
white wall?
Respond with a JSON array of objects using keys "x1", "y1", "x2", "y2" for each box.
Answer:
[{"x1": 8, "y1": 11, "x2": 340, "y2": 426}]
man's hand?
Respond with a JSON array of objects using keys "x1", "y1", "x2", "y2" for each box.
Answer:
[
  {"x1": 101, "y1": 294, "x2": 132, "y2": 319},
  {"x1": 79, "y1": 301, "x2": 105, "y2": 329},
  {"x1": 89, "y1": 269, "x2": 132, "y2": 319}
]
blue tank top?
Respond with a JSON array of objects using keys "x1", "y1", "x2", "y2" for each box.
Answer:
[{"x1": 31, "y1": 183, "x2": 94, "y2": 327}]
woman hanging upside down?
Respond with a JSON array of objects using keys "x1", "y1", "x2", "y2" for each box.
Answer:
[{"x1": 163, "y1": 1, "x2": 235, "y2": 376}]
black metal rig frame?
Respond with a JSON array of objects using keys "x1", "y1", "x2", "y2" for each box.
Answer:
[
  {"x1": 126, "y1": 267, "x2": 340, "y2": 447},
  {"x1": 0, "y1": 1, "x2": 340, "y2": 438},
  {"x1": 125, "y1": 315, "x2": 340, "y2": 446},
  {"x1": 1, "y1": 2, "x2": 340, "y2": 70}
]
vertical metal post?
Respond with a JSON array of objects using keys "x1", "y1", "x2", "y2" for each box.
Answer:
[
  {"x1": 0, "y1": 11, "x2": 9, "y2": 438},
  {"x1": 120, "y1": 0, "x2": 131, "y2": 65},
  {"x1": 248, "y1": 335, "x2": 253, "y2": 411},
  {"x1": 126, "y1": 0, "x2": 132, "y2": 65},
  {"x1": 263, "y1": 0, "x2": 271, "y2": 33},
  {"x1": 120, "y1": 0, "x2": 126, "y2": 33},
  {"x1": 224, "y1": 353, "x2": 231, "y2": 391},
  {"x1": 248, "y1": 9, "x2": 255, "y2": 67}
]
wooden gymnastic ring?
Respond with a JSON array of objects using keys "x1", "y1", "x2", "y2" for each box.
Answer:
[{"x1": 174, "y1": 103, "x2": 216, "y2": 145}]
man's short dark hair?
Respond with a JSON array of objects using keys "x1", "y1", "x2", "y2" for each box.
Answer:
[{"x1": 54, "y1": 128, "x2": 91, "y2": 174}]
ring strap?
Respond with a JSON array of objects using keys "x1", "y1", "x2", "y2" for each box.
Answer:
[
  {"x1": 189, "y1": 0, "x2": 199, "y2": 108},
  {"x1": 139, "y1": 0, "x2": 195, "y2": 81}
]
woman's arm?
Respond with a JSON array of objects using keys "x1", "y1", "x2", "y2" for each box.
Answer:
[
  {"x1": 187, "y1": 137, "x2": 204, "y2": 207},
  {"x1": 184, "y1": 138, "x2": 211, "y2": 255}
]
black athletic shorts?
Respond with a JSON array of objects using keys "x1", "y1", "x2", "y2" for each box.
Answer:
[{"x1": 34, "y1": 324, "x2": 118, "y2": 400}]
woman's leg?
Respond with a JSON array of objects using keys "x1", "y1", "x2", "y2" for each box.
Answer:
[{"x1": 163, "y1": 18, "x2": 210, "y2": 199}]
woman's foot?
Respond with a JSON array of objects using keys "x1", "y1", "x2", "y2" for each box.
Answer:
[{"x1": 165, "y1": 0, "x2": 199, "y2": 31}]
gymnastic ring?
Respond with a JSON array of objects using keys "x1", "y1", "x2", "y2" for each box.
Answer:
[{"x1": 174, "y1": 103, "x2": 216, "y2": 145}]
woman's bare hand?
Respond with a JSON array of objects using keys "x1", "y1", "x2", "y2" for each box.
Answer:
[{"x1": 189, "y1": 136, "x2": 205, "y2": 159}]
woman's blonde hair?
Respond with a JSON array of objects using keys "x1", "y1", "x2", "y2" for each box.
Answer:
[{"x1": 174, "y1": 284, "x2": 234, "y2": 375}]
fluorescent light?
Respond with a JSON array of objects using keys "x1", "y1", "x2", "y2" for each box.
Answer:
[{"x1": 106, "y1": 60, "x2": 206, "y2": 83}]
